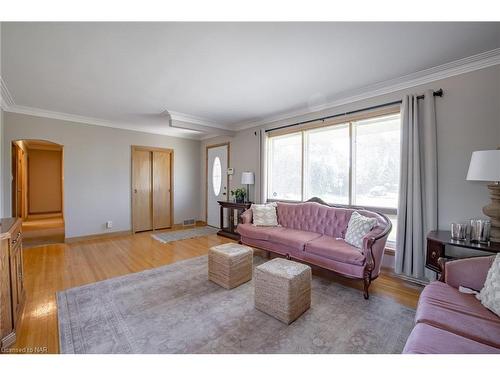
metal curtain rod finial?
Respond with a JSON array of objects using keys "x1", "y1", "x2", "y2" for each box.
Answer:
[
  {"x1": 265, "y1": 88, "x2": 444, "y2": 133},
  {"x1": 417, "y1": 88, "x2": 443, "y2": 100}
]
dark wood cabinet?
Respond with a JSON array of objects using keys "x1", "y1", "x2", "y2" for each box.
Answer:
[
  {"x1": 0, "y1": 218, "x2": 25, "y2": 350},
  {"x1": 426, "y1": 230, "x2": 500, "y2": 275},
  {"x1": 217, "y1": 201, "x2": 252, "y2": 240}
]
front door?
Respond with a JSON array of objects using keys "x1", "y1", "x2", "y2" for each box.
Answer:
[{"x1": 207, "y1": 144, "x2": 228, "y2": 228}]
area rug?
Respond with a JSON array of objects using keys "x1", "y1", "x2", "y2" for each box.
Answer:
[
  {"x1": 151, "y1": 226, "x2": 218, "y2": 243},
  {"x1": 57, "y1": 255, "x2": 415, "y2": 354}
]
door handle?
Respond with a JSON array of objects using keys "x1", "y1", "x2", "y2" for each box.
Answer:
[
  {"x1": 134, "y1": 189, "x2": 138, "y2": 194},
  {"x1": 222, "y1": 193, "x2": 226, "y2": 195}
]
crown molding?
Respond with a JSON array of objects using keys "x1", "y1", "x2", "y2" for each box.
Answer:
[
  {"x1": 1, "y1": 76, "x2": 16, "y2": 109},
  {"x1": 3, "y1": 104, "x2": 203, "y2": 140},
  {"x1": 168, "y1": 110, "x2": 230, "y2": 130},
  {"x1": 231, "y1": 48, "x2": 500, "y2": 130},
  {"x1": 3, "y1": 48, "x2": 499, "y2": 137}
]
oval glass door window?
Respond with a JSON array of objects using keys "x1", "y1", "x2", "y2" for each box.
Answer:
[{"x1": 212, "y1": 157, "x2": 222, "y2": 195}]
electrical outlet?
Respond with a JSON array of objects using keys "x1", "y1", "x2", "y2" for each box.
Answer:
[{"x1": 106, "y1": 221, "x2": 113, "y2": 229}]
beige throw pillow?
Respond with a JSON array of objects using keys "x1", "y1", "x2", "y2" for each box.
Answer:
[
  {"x1": 476, "y1": 253, "x2": 500, "y2": 317},
  {"x1": 251, "y1": 203, "x2": 279, "y2": 227}
]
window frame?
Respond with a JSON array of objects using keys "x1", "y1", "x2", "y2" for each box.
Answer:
[{"x1": 266, "y1": 108, "x2": 401, "y2": 234}]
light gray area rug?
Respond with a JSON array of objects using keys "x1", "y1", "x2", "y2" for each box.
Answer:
[
  {"x1": 151, "y1": 226, "x2": 218, "y2": 243},
  {"x1": 57, "y1": 256, "x2": 415, "y2": 354}
]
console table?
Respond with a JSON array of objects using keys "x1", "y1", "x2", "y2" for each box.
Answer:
[
  {"x1": 426, "y1": 230, "x2": 500, "y2": 274},
  {"x1": 217, "y1": 201, "x2": 252, "y2": 240}
]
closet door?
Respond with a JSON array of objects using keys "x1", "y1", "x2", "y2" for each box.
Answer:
[
  {"x1": 152, "y1": 151, "x2": 172, "y2": 230},
  {"x1": 132, "y1": 149, "x2": 153, "y2": 232}
]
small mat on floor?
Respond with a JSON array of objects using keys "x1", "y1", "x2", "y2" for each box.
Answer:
[
  {"x1": 151, "y1": 226, "x2": 218, "y2": 243},
  {"x1": 57, "y1": 255, "x2": 416, "y2": 354}
]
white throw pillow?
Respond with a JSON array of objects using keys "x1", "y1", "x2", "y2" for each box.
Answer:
[
  {"x1": 344, "y1": 212, "x2": 377, "y2": 250},
  {"x1": 476, "y1": 254, "x2": 500, "y2": 317},
  {"x1": 251, "y1": 203, "x2": 279, "y2": 227}
]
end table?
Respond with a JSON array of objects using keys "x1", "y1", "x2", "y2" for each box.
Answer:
[{"x1": 217, "y1": 201, "x2": 252, "y2": 240}]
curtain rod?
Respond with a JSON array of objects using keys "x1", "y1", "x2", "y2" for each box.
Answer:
[{"x1": 265, "y1": 88, "x2": 443, "y2": 133}]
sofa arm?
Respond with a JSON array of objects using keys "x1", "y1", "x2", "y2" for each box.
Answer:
[
  {"x1": 241, "y1": 209, "x2": 252, "y2": 224},
  {"x1": 362, "y1": 227, "x2": 389, "y2": 277},
  {"x1": 444, "y1": 256, "x2": 495, "y2": 291}
]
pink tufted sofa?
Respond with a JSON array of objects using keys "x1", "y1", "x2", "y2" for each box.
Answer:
[{"x1": 237, "y1": 200, "x2": 391, "y2": 299}]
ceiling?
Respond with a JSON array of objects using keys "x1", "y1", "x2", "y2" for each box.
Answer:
[{"x1": 2, "y1": 22, "x2": 499, "y2": 139}]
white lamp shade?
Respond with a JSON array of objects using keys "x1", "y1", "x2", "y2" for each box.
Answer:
[
  {"x1": 466, "y1": 150, "x2": 500, "y2": 181},
  {"x1": 241, "y1": 172, "x2": 255, "y2": 185}
]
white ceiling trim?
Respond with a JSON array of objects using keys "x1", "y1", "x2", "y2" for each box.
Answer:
[
  {"x1": 3, "y1": 103, "x2": 202, "y2": 139},
  {"x1": 2, "y1": 47, "x2": 499, "y2": 138},
  {"x1": 1, "y1": 79, "x2": 228, "y2": 139},
  {"x1": 168, "y1": 110, "x2": 230, "y2": 130},
  {"x1": 231, "y1": 48, "x2": 500, "y2": 130}
]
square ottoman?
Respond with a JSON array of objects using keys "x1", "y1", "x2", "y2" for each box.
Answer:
[
  {"x1": 208, "y1": 243, "x2": 253, "y2": 289},
  {"x1": 254, "y1": 258, "x2": 312, "y2": 324}
]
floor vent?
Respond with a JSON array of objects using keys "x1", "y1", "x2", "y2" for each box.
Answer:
[{"x1": 183, "y1": 219, "x2": 196, "y2": 226}]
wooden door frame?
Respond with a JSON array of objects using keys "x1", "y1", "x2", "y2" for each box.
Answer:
[
  {"x1": 205, "y1": 142, "x2": 230, "y2": 224},
  {"x1": 11, "y1": 140, "x2": 65, "y2": 220},
  {"x1": 131, "y1": 145, "x2": 174, "y2": 233},
  {"x1": 11, "y1": 143, "x2": 21, "y2": 218}
]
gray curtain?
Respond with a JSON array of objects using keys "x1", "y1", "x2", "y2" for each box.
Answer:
[
  {"x1": 395, "y1": 90, "x2": 438, "y2": 280},
  {"x1": 259, "y1": 128, "x2": 268, "y2": 204}
]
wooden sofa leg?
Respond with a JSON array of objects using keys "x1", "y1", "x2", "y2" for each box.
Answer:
[{"x1": 363, "y1": 272, "x2": 372, "y2": 300}]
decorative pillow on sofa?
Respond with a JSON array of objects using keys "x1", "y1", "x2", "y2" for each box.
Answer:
[
  {"x1": 344, "y1": 211, "x2": 377, "y2": 250},
  {"x1": 251, "y1": 203, "x2": 279, "y2": 227},
  {"x1": 476, "y1": 253, "x2": 500, "y2": 317}
]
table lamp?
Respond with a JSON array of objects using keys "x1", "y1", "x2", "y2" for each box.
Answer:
[
  {"x1": 466, "y1": 149, "x2": 500, "y2": 242},
  {"x1": 241, "y1": 172, "x2": 255, "y2": 203}
]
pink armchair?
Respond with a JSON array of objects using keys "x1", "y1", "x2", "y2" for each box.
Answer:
[
  {"x1": 442, "y1": 255, "x2": 495, "y2": 291},
  {"x1": 403, "y1": 256, "x2": 499, "y2": 354}
]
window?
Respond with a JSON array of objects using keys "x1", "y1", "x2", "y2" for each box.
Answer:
[
  {"x1": 267, "y1": 111, "x2": 401, "y2": 245},
  {"x1": 212, "y1": 157, "x2": 222, "y2": 195},
  {"x1": 268, "y1": 133, "x2": 302, "y2": 200},
  {"x1": 352, "y1": 116, "x2": 400, "y2": 209},
  {"x1": 304, "y1": 124, "x2": 350, "y2": 204}
]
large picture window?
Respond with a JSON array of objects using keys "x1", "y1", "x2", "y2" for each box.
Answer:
[{"x1": 267, "y1": 111, "x2": 401, "y2": 244}]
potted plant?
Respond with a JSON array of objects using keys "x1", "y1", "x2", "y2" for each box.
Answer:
[{"x1": 230, "y1": 188, "x2": 246, "y2": 203}]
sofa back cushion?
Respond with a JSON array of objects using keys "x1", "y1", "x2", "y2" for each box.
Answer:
[{"x1": 276, "y1": 201, "x2": 385, "y2": 238}]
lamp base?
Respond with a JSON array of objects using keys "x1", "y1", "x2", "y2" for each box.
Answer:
[{"x1": 483, "y1": 183, "x2": 500, "y2": 243}]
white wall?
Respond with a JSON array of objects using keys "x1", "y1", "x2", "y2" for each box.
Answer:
[
  {"x1": 3, "y1": 113, "x2": 201, "y2": 238},
  {"x1": 200, "y1": 127, "x2": 261, "y2": 220},
  {"x1": 201, "y1": 65, "x2": 500, "y2": 266}
]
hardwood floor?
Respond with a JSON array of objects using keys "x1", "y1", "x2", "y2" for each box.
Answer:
[
  {"x1": 10, "y1": 229, "x2": 422, "y2": 354},
  {"x1": 22, "y1": 214, "x2": 65, "y2": 248}
]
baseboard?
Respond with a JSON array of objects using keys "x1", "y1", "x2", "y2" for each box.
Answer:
[
  {"x1": 381, "y1": 266, "x2": 429, "y2": 287},
  {"x1": 66, "y1": 222, "x2": 207, "y2": 243},
  {"x1": 171, "y1": 221, "x2": 207, "y2": 230},
  {"x1": 65, "y1": 230, "x2": 132, "y2": 243},
  {"x1": 384, "y1": 248, "x2": 396, "y2": 256}
]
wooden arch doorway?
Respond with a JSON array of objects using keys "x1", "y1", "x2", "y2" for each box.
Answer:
[{"x1": 11, "y1": 139, "x2": 65, "y2": 247}]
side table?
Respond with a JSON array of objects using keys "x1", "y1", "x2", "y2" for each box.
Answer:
[{"x1": 217, "y1": 201, "x2": 252, "y2": 240}]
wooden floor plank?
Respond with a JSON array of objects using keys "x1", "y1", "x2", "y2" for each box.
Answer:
[{"x1": 11, "y1": 229, "x2": 421, "y2": 354}]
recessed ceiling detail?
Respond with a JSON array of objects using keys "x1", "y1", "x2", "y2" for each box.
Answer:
[{"x1": 2, "y1": 22, "x2": 499, "y2": 139}]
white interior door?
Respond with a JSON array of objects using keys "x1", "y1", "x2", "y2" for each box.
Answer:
[{"x1": 207, "y1": 145, "x2": 228, "y2": 228}]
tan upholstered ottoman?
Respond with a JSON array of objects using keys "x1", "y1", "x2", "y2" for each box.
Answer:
[
  {"x1": 208, "y1": 243, "x2": 253, "y2": 289},
  {"x1": 254, "y1": 258, "x2": 311, "y2": 324}
]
